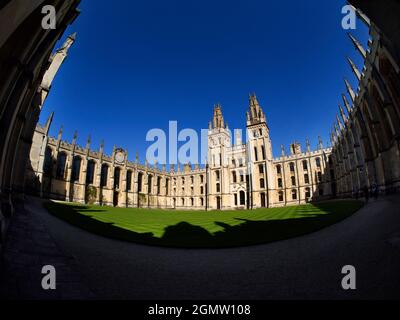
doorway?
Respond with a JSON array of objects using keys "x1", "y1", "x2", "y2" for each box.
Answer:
[{"x1": 113, "y1": 191, "x2": 119, "y2": 207}]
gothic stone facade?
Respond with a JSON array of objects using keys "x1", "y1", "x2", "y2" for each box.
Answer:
[
  {"x1": 23, "y1": 4, "x2": 400, "y2": 211},
  {"x1": 26, "y1": 95, "x2": 335, "y2": 210}
]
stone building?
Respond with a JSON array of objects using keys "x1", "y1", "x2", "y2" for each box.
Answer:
[
  {"x1": 24, "y1": 3, "x2": 400, "y2": 211},
  {"x1": 330, "y1": 5, "x2": 400, "y2": 196},
  {"x1": 0, "y1": 0, "x2": 80, "y2": 247},
  {"x1": 27, "y1": 94, "x2": 334, "y2": 210}
]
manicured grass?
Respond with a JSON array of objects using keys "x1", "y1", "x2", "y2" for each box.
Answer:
[{"x1": 44, "y1": 200, "x2": 364, "y2": 248}]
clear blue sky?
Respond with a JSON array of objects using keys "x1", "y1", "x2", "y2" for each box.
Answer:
[{"x1": 40, "y1": 0, "x2": 369, "y2": 163}]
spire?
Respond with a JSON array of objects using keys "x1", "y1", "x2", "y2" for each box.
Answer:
[
  {"x1": 330, "y1": 131, "x2": 335, "y2": 146},
  {"x1": 57, "y1": 125, "x2": 63, "y2": 141},
  {"x1": 281, "y1": 145, "x2": 285, "y2": 157},
  {"x1": 342, "y1": 93, "x2": 352, "y2": 114},
  {"x1": 306, "y1": 138, "x2": 311, "y2": 152},
  {"x1": 41, "y1": 33, "x2": 77, "y2": 91},
  {"x1": 135, "y1": 151, "x2": 139, "y2": 163},
  {"x1": 72, "y1": 130, "x2": 78, "y2": 145},
  {"x1": 347, "y1": 57, "x2": 362, "y2": 81},
  {"x1": 247, "y1": 93, "x2": 267, "y2": 126},
  {"x1": 44, "y1": 112, "x2": 54, "y2": 135},
  {"x1": 211, "y1": 104, "x2": 226, "y2": 129},
  {"x1": 336, "y1": 114, "x2": 344, "y2": 131},
  {"x1": 57, "y1": 32, "x2": 77, "y2": 55},
  {"x1": 86, "y1": 135, "x2": 91, "y2": 150},
  {"x1": 99, "y1": 139, "x2": 104, "y2": 155},
  {"x1": 348, "y1": 33, "x2": 367, "y2": 59},
  {"x1": 339, "y1": 104, "x2": 347, "y2": 123},
  {"x1": 344, "y1": 78, "x2": 356, "y2": 102},
  {"x1": 334, "y1": 123, "x2": 340, "y2": 137},
  {"x1": 318, "y1": 136, "x2": 323, "y2": 150}
]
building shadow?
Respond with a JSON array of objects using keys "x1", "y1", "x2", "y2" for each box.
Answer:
[{"x1": 44, "y1": 200, "x2": 364, "y2": 249}]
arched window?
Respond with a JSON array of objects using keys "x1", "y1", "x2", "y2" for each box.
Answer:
[
  {"x1": 289, "y1": 162, "x2": 295, "y2": 172},
  {"x1": 86, "y1": 160, "x2": 96, "y2": 185},
  {"x1": 239, "y1": 191, "x2": 245, "y2": 205},
  {"x1": 216, "y1": 183, "x2": 220, "y2": 193},
  {"x1": 232, "y1": 171, "x2": 237, "y2": 183},
  {"x1": 181, "y1": 198, "x2": 185, "y2": 206},
  {"x1": 304, "y1": 174, "x2": 310, "y2": 184},
  {"x1": 305, "y1": 187, "x2": 311, "y2": 198},
  {"x1": 165, "y1": 178, "x2": 169, "y2": 195},
  {"x1": 157, "y1": 176, "x2": 162, "y2": 194},
  {"x1": 277, "y1": 178, "x2": 283, "y2": 188},
  {"x1": 292, "y1": 189, "x2": 297, "y2": 200},
  {"x1": 276, "y1": 165, "x2": 282, "y2": 174},
  {"x1": 261, "y1": 145, "x2": 266, "y2": 160},
  {"x1": 71, "y1": 156, "x2": 82, "y2": 182},
  {"x1": 278, "y1": 191, "x2": 284, "y2": 202},
  {"x1": 316, "y1": 157, "x2": 321, "y2": 168},
  {"x1": 126, "y1": 170, "x2": 132, "y2": 191},
  {"x1": 317, "y1": 171, "x2": 322, "y2": 183},
  {"x1": 291, "y1": 176, "x2": 296, "y2": 186},
  {"x1": 254, "y1": 146, "x2": 258, "y2": 161},
  {"x1": 200, "y1": 175, "x2": 204, "y2": 183},
  {"x1": 190, "y1": 176, "x2": 194, "y2": 184},
  {"x1": 148, "y1": 175, "x2": 153, "y2": 194},
  {"x1": 200, "y1": 198, "x2": 204, "y2": 206},
  {"x1": 100, "y1": 164, "x2": 109, "y2": 188},
  {"x1": 44, "y1": 147, "x2": 53, "y2": 176},
  {"x1": 259, "y1": 164, "x2": 264, "y2": 174},
  {"x1": 302, "y1": 160, "x2": 308, "y2": 171},
  {"x1": 200, "y1": 186, "x2": 204, "y2": 194},
  {"x1": 137, "y1": 172, "x2": 143, "y2": 192},
  {"x1": 260, "y1": 178, "x2": 265, "y2": 189},
  {"x1": 114, "y1": 167, "x2": 121, "y2": 189},
  {"x1": 191, "y1": 198, "x2": 194, "y2": 206},
  {"x1": 56, "y1": 152, "x2": 67, "y2": 179}
]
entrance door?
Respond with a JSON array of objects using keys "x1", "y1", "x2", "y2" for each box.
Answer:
[
  {"x1": 113, "y1": 191, "x2": 119, "y2": 207},
  {"x1": 261, "y1": 193, "x2": 266, "y2": 208}
]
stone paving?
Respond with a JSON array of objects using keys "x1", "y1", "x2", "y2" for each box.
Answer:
[
  {"x1": 1, "y1": 196, "x2": 400, "y2": 300},
  {"x1": 0, "y1": 202, "x2": 95, "y2": 300}
]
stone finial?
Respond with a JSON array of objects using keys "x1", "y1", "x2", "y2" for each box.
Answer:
[
  {"x1": 347, "y1": 57, "x2": 362, "y2": 81},
  {"x1": 318, "y1": 136, "x2": 323, "y2": 150},
  {"x1": 57, "y1": 125, "x2": 63, "y2": 141},
  {"x1": 342, "y1": 94, "x2": 352, "y2": 114},
  {"x1": 72, "y1": 130, "x2": 78, "y2": 145},
  {"x1": 86, "y1": 135, "x2": 91, "y2": 150},
  {"x1": 348, "y1": 33, "x2": 367, "y2": 59},
  {"x1": 339, "y1": 104, "x2": 347, "y2": 123},
  {"x1": 344, "y1": 78, "x2": 356, "y2": 103}
]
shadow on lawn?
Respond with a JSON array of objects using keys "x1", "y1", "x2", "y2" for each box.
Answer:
[{"x1": 43, "y1": 201, "x2": 363, "y2": 249}]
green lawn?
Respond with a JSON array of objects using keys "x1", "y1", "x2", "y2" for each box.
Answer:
[{"x1": 44, "y1": 200, "x2": 364, "y2": 248}]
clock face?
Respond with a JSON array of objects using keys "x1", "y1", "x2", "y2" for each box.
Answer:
[{"x1": 115, "y1": 151, "x2": 125, "y2": 163}]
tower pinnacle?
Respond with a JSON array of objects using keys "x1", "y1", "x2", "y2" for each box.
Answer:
[{"x1": 247, "y1": 94, "x2": 266, "y2": 126}]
